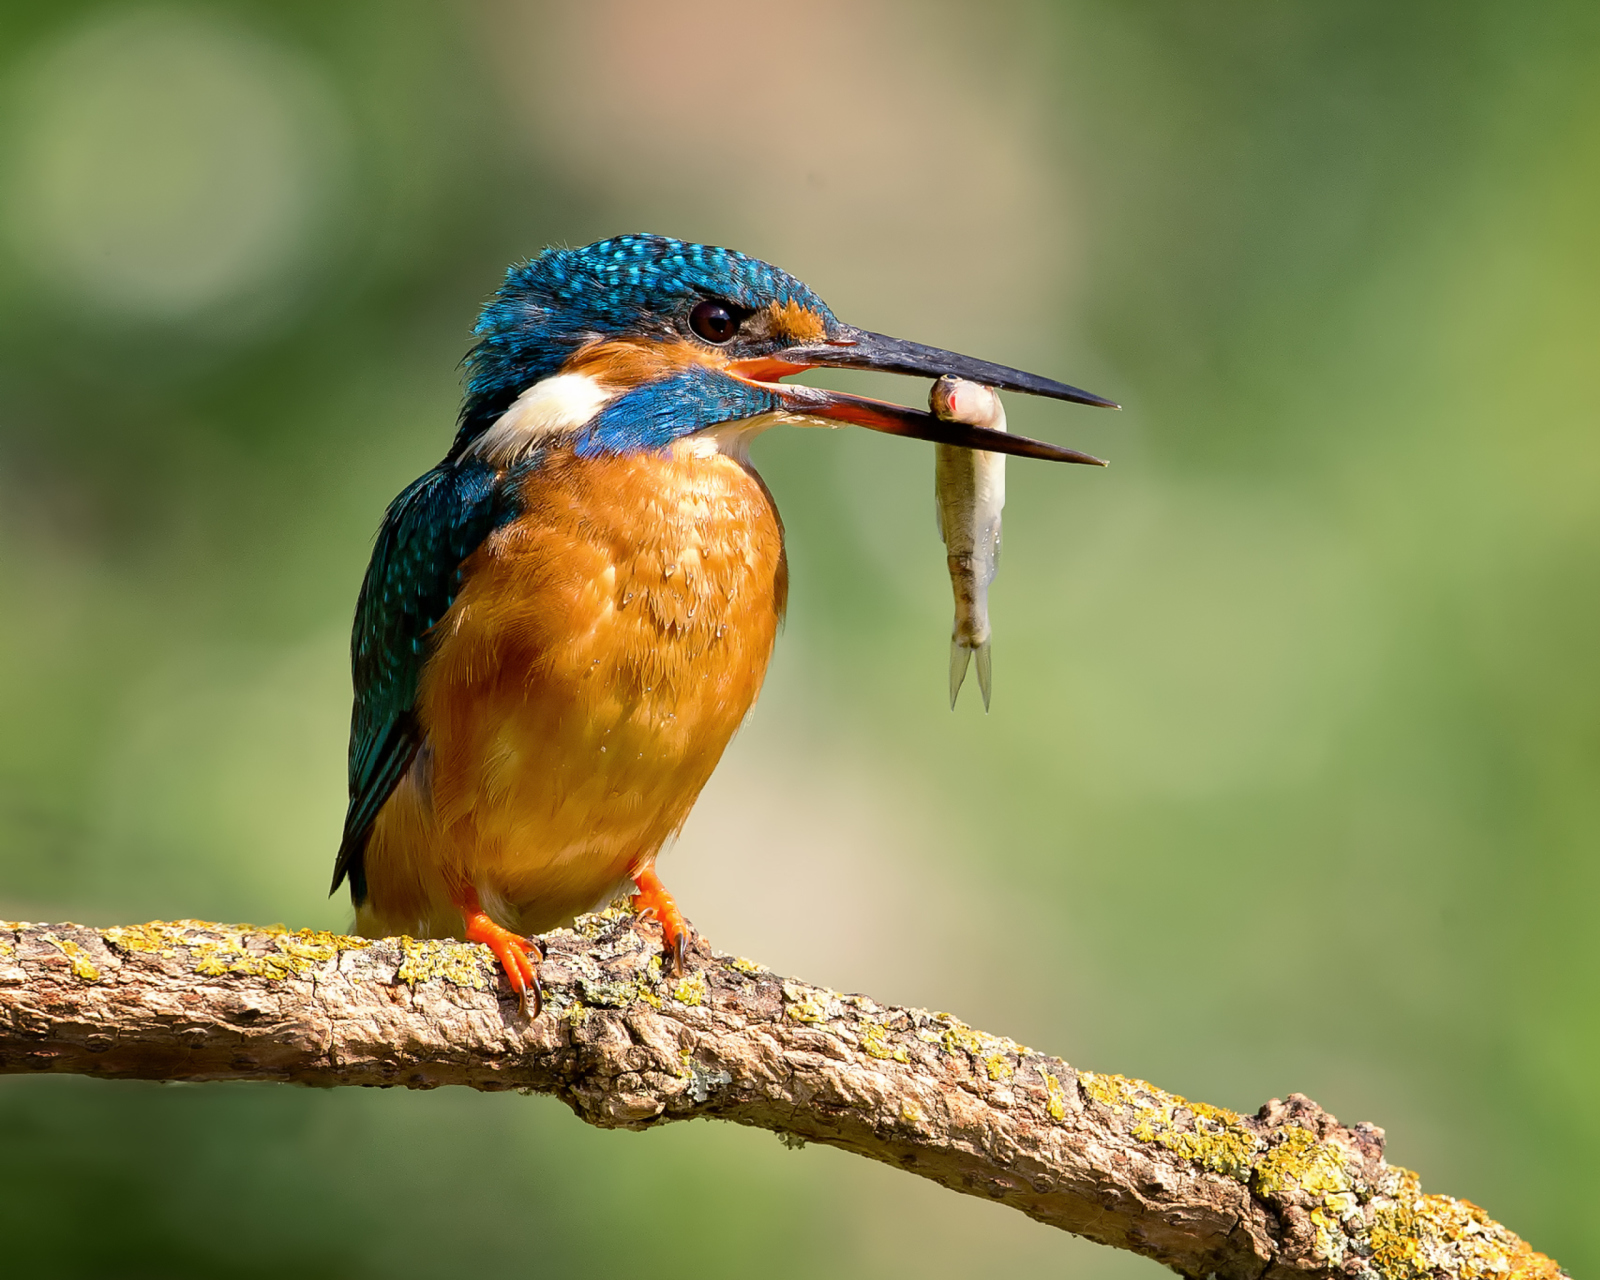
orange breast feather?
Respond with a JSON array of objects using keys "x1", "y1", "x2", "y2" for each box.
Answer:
[{"x1": 356, "y1": 445, "x2": 787, "y2": 938}]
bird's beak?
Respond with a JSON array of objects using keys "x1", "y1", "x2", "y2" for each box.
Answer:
[{"x1": 730, "y1": 326, "x2": 1117, "y2": 465}]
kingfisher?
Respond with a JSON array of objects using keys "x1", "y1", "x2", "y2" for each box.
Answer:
[{"x1": 330, "y1": 234, "x2": 1115, "y2": 1012}]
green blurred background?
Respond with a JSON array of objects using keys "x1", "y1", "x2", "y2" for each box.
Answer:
[{"x1": 1, "y1": 1, "x2": 1595, "y2": 1274}]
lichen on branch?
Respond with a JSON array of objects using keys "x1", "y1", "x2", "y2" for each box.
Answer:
[{"x1": 0, "y1": 914, "x2": 1566, "y2": 1280}]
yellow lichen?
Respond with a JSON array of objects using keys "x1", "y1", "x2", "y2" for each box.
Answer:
[
  {"x1": 576, "y1": 953, "x2": 666, "y2": 1011},
  {"x1": 0, "y1": 939, "x2": 13, "y2": 960},
  {"x1": 397, "y1": 937, "x2": 489, "y2": 989},
  {"x1": 941, "y1": 1021, "x2": 985, "y2": 1055},
  {"x1": 100, "y1": 922, "x2": 374, "y2": 981},
  {"x1": 183, "y1": 927, "x2": 367, "y2": 981},
  {"x1": 671, "y1": 973, "x2": 708, "y2": 1006},
  {"x1": 1079, "y1": 1071, "x2": 1257, "y2": 1181},
  {"x1": 1370, "y1": 1169, "x2": 1427, "y2": 1278},
  {"x1": 572, "y1": 905, "x2": 632, "y2": 940},
  {"x1": 1253, "y1": 1126, "x2": 1353, "y2": 1200},
  {"x1": 1042, "y1": 1070, "x2": 1068, "y2": 1121},
  {"x1": 42, "y1": 933, "x2": 100, "y2": 982},
  {"x1": 583, "y1": 978, "x2": 639, "y2": 1006},
  {"x1": 103, "y1": 922, "x2": 183, "y2": 957},
  {"x1": 859, "y1": 1020, "x2": 888, "y2": 1057},
  {"x1": 1369, "y1": 1170, "x2": 1564, "y2": 1280},
  {"x1": 634, "y1": 955, "x2": 668, "y2": 1009},
  {"x1": 783, "y1": 983, "x2": 834, "y2": 1024},
  {"x1": 899, "y1": 1099, "x2": 924, "y2": 1125},
  {"x1": 637, "y1": 953, "x2": 666, "y2": 1008},
  {"x1": 730, "y1": 957, "x2": 766, "y2": 975},
  {"x1": 923, "y1": 1015, "x2": 1024, "y2": 1079},
  {"x1": 193, "y1": 939, "x2": 283, "y2": 979},
  {"x1": 858, "y1": 1019, "x2": 910, "y2": 1063},
  {"x1": 1251, "y1": 1126, "x2": 1360, "y2": 1259},
  {"x1": 274, "y1": 930, "x2": 356, "y2": 963}
]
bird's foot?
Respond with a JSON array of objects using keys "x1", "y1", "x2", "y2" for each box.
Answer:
[
  {"x1": 455, "y1": 885, "x2": 543, "y2": 1017},
  {"x1": 630, "y1": 865, "x2": 690, "y2": 976}
]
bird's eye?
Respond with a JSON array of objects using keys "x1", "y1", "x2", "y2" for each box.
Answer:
[{"x1": 690, "y1": 299, "x2": 739, "y2": 344}]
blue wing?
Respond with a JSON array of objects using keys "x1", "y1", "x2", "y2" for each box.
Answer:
[{"x1": 331, "y1": 461, "x2": 509, "y2": 903}]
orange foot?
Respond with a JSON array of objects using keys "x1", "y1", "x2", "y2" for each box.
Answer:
[
  {"x1": 454, "y1": 884, "x2": 543, "y2": 1017},
  {"x1": 631, "y1": 864, "x2": 691, "y2": 976}
]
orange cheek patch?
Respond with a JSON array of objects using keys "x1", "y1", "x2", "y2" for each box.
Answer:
[
  {"x1": 563, "y1": 306, "x2": 827, "y2": 391},
  {"x1": 767, "y1": 299, "x2": 828, "y2": 342},
  {"x1": 566, "y1": 336, "x2": 716, "y2": 388}
]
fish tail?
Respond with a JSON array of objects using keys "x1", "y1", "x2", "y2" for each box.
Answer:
[
  {"x1": 948, "y1": 639, "x2": 973, "y2": 709},
  {"x1": 975, "y1": 640, "x2": 992, "y2": 712}
]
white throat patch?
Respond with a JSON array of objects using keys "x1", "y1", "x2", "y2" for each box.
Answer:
[
  {"x1": 466, "y1": 372, "x2": 615, "y2": 465},
  {"x1": 671, "y1": 412, "x2": 789, "y2": 465}
]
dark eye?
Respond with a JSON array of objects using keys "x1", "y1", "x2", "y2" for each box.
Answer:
[{"x1": 690, "y1": 299, "x2": 739, "y2": 344}]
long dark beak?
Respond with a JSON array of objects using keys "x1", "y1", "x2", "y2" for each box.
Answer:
[
  {"x1": 740, "y1": 326, "x2": 1118, "y2": 465},
  {"x1": 784, "y1": 328, "x2": 1118, "y2": 409}
]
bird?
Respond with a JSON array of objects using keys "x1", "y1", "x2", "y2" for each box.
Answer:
[{"x1": 330, "y1": 234, "x2": 1116, "y2": 1013}]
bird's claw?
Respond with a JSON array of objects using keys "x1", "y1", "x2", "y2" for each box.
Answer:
[
  {"x1": 630, "y1": 864, "x2": 691, "y2": 977},
  {"x1": 455, "y1": 885, "x2": 544, "y2": 1019}
]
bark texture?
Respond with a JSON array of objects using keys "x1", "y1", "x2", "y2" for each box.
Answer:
[{"x1": 0, "y1": 914, "x2": 1565, "y2": 1280}]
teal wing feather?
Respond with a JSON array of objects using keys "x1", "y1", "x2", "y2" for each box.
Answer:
[{"x1": 331, "y1": 461, "x2": 509, "y2": 903}]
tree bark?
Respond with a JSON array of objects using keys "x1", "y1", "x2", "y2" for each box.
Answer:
[{"x1": 0, "y1": 914, "x2": 1565, "y2": 1280}]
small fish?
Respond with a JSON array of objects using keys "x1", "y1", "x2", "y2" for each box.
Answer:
[{"x1": 931, "y1": 376, "x2": 1005, "y2": 710}]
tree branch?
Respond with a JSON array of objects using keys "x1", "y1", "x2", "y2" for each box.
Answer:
[{"x1": 0, "y1": 915, "x2": 1564, "y2": 1279}]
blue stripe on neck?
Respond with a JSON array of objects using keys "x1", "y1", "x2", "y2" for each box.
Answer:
[{"x1": 574, "y1": 367, "x2": 780, "y2": 457}]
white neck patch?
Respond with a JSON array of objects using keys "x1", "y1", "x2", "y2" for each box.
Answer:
[
  {"x1": 466, "y1": 372, "x2": 615, "y2": 465},
  {"x1": 671, "y1": 412, "x2": 790, "y2": 465}
]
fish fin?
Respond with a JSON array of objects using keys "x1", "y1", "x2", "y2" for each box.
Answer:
[
  {"x1": 975, "y1": 640, "x2": 992, "y2": 712},
  {"x1": 948, "y1": 639, "x2": 972, "y2": 709}
]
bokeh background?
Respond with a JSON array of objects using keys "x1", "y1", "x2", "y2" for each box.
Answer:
[{"x1": 1, "y1": 1, "x2": 1596, "y2": 1275}]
